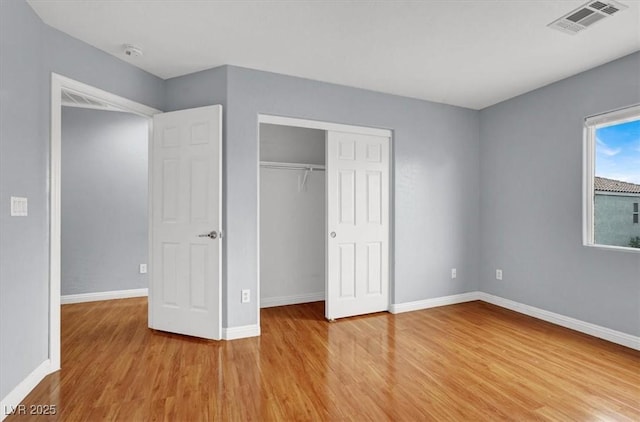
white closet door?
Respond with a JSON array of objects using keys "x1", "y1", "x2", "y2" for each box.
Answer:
[
  {"x1": 326, "y1": 131, "x2": 389, "y2": 319},
  {"x1": 149, "y1": 105, "x2": 222, "y2": 340}
]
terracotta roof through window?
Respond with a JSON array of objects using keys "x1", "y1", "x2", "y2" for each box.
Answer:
[{"x1": 594, "y1": 176, "x2": 640, "y2": 194}]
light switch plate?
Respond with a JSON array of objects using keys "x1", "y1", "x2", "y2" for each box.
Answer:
[{"x1": 10, "y1": 196, "x2": 28, "y2": 216}]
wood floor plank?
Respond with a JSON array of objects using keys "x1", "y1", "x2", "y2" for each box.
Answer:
[{"x1": 5, "y1": 299, "x2": 639, "y2": 421}]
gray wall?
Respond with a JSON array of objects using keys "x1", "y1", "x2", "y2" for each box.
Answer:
[
  {"x1": 0, "y1": 0, "x2": 164, "y2": 400},
  {"x1": 61, "y1": 108, "x2": 149, "y2": 295},
  {"x1": 224, "y1": 66, "x2": 480, "y2": 328},
  {"x1": 594, "y1": 193, "x2": 640, "y2": 248},
  {"x1": 43, "y1": 27, "x2": 165, "y2": 112},
  {"x1": 260, "y1": 124, "x2": 326, "y2": 165},
  {"x1": 479, "y1": 52, "x2": 640, "y2": 336},
  {"x1": 0, "y1": 0, "x2": 48, "y2": 401},
  {"x1": 260, "y1": 124, "x2": 326, "y2": 304},
  {"x1": 164, "y1": 66, "x2": 226, "y2": 113},
  {"x1": 167, "y1": 66, "x2": 481, "y2": 328}
]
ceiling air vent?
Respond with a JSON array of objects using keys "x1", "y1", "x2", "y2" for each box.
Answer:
[{"x1": 548, "y1": 0, "x2": 628, "y2": 35}]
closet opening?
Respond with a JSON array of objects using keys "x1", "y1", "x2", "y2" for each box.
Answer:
[
  {"x1": 259, "y1": 123, "x2": 327, "y2": 318},
  {"x1": 257, "y1": 114, "x2": 392, "y2": 325}
]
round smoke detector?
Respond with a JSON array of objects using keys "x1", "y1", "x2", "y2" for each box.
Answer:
[{"x1": 123, "y1": 44, "x2": 143, "y2": 57}]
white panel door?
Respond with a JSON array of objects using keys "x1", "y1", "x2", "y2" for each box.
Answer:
[
  {"x1": 327, "y1": 131, "x2": 389, "y2": 319},
  {"x1": 149, "y1": 105, "x2": 222, "y2": 339}
]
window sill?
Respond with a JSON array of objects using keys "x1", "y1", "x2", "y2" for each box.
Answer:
[{"x1": 583, "y1": 243, "x2": 640, "y2": 254}]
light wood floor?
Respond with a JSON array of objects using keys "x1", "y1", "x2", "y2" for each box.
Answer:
[{"x1": 8, "y1": 299, "x2": 640, "y2": 421}]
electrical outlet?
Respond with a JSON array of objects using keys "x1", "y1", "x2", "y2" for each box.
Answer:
[
  {"x1": 451, "y1": 268, "x2": 457, "y2": 279},
  {"x1": 139, "y1": 264, "x2": 147, "y2": 274},
  {"x1": 241, "y1": 289, "x2": 250, "y2": 303},
  {"x1": 496, "y1": 269, "x2": 503, "y2": 280}
]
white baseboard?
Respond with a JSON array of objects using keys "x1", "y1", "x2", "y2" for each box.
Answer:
[
  {"x1": 389, "y1": 291, "x2": 479, "y2": 314},
  {"x1": 222, "y1": 324, "x2": 261, "y2": 340},
  {"x1": 61, "y1": 288, "x2": 148, "y2": 304},
  {"x1": 1, "y1": 360, "x2": 53, "y2": 421},
  {"x1": 260, "y1": 292, "x2": 325, "y2": 308},
  {"x1": 477, "y1": 292, "x2": 640, "y2": 351}
]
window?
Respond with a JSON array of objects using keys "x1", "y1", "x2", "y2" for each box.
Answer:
[{"x1": 584, "y1": 105, "x2": 640, "y2": 250}]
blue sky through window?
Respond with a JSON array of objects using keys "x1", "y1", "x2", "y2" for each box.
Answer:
[{"x1": 595, "y1": 119, "x2": 640, "y2": 184}]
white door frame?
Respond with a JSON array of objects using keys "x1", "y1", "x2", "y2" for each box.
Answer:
[
  {"x1": 256, "y1": 114, "x2": 393, "y2": 325},
  {"x1": 49, "y1": 73, "x2": 160, "y2": 371}
]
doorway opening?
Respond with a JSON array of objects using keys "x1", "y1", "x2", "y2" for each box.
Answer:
[
  {"x1": 60, "y1": 96, "x2": 150, "y2": 304},
  {"x1": 259, "y1": 123, "x2": 327, "y2": 318},
  {"x1": 50, "y1": 74, "x2": 160, "y2": 371}
]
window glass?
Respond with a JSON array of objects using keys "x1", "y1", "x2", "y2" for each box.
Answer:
[{"x1": 590, "y1": 116, "x2": 640, "y2": 249}]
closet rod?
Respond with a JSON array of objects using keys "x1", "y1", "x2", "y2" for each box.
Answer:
[{"x1": 259, "y1": 161, "x2": 326, "y2": 171}]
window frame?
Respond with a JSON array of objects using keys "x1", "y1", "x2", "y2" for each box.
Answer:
[{"x1": 583, "y1": 104, "x2": 640, "y2": 253}]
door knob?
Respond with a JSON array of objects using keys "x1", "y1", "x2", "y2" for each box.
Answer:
[
  {"x1": 198, "y1": 231, "x2": 218, "y2": 239},
  {"x1": 330, "y1": 232, "x2": 336, "y2": 238}
]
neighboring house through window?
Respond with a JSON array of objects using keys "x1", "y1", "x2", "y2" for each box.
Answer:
[
  {"x1": 593, "y1": 177, "x2": 640, "y2": 248},
  {"x1": 584, "y1": 105, "x2": 640, "y2": 250}
]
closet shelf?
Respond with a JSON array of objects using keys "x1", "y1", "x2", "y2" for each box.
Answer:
[{"x1": 260, "y1": 161, "x2": 325, "y2": 171}]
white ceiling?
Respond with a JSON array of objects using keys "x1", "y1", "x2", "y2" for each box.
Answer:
[{"x1": 27, "y1": 0, "x2": 640, "y2": 110}]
